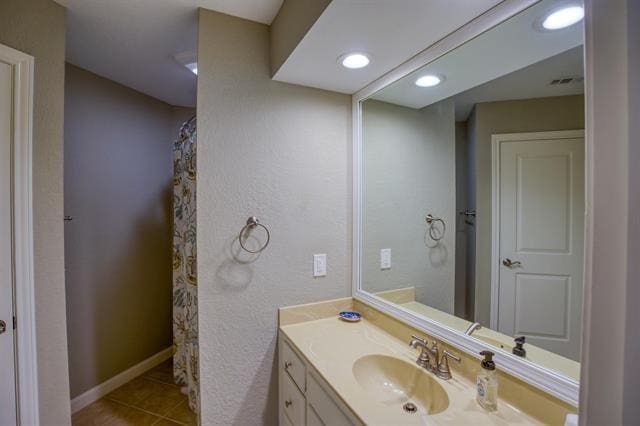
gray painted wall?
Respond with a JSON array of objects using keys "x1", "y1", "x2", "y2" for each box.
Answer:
[
  {"x1": 197, "y1": 9, "x2": 350, "y2": 425},
  {"x1": 580, "y1": 0, "x2": 639, "y2": 423},
  {"x1": 0, "y1": 0, "x2": 71, "y2": 423},
  {"x1": 623, "y1": 1, "x2": 640, "y2": 422},
  {"x1": 470, "y1": 95, "x2": 585, "y2": 326},
  {"x1": 361, "y1": 99, "x2": 456, "y2": 313},
  {"x1": 64, "y1": 63, "x2": 194, "y2": 398}
]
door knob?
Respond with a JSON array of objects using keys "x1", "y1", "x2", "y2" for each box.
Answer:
[
  {"x1": 502, "y1": 258, "x2": 522, "y2": 268},
  {"x1": 0, "y1": 320, "x2": 6, "y2": 334}
]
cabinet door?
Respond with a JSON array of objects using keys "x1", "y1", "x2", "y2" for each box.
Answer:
[
  {"x1": 281, "y1": 410, "x2": 294, "y2": 426},
  {"x1": 306, "y1": 404, "x2": 325, "y2": 426},
  {"x1": 306, "y1": 372, "x2": 355, "y2": 426}
]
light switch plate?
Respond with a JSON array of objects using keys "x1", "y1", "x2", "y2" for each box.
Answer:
[
  {"x1": 313, "y1": 254, "x2": 327, "y2": 277},
  {"x1": 380, "y1": 248, "x2": 391, "y2": 269}
]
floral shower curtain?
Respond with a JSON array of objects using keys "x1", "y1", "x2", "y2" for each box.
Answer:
[{"x1": 172, "y1": 116, "x2": 200, "y2": 413}]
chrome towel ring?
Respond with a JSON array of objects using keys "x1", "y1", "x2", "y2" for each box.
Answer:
[
  {"x1": 238, "y1": 216, "x2": 270, "y2": 253},
  {"x1": 425, "y1": 214, "x2": 446, "y2": 241}
]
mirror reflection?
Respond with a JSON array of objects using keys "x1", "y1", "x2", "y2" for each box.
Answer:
[{"x1": 360, "y1": 0, "x2": 584, "y2": 380}]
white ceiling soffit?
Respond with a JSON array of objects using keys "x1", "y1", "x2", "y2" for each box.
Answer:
[
  {"x1": 272, "y1": 0, "x2": 504, "y2": 94},
  {"x1": 56, "y1": 0, "x2": 284, "y2": 107},
  {"x1": 372, "y1": 0, "x2": 583, "y2": 109}
]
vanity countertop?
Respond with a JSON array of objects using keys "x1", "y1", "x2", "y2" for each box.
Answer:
[{"x1": 280, "y1": 316, "x2": 542, "y2": 425}]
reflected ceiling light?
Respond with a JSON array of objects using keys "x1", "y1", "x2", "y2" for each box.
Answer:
[
  {"x1": 542, "y1": 5, "x2": 584, "y2": 30},
  {"x1": 415, "y1": 74, "x2": 442, "y2": 87},
  {"x1": 175, "y1": 51, "x2": 198, "y2": 76},
  {"x1": 185, "y1": 62, "x2": 198, "y2": 75},
  {"x1": 339, "y1": 53, "x2": 370, "y2": 69}
]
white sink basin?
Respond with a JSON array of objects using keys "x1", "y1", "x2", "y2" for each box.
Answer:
[{"x1": 352, "y1": 354, "x2": 449, "y2": 415}]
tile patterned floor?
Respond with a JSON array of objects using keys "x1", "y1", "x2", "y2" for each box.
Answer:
[{"x1": 72, "y1": 359, "x2": 197, "y2": 426}]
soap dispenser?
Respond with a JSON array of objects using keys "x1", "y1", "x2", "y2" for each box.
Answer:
[
  {"x1": 513, "y1": 336, "x2": 526, "y2": 357},
  {"x1": 476, "y1": 350, "x2": 498, "y2": 411}
]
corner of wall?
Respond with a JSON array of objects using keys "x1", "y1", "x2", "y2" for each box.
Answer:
[{"x1": 269, "y1": 0, "x2": 332, "y2": 77}]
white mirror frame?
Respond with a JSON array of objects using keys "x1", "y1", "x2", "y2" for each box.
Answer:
[{"x1": 351, "y1": 0, "x2": 582, "y2": 406}]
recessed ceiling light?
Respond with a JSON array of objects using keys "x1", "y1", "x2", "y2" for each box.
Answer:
[
  {"x1": 415, "y1": 74, "x2": 442, "y2": 87},
  {"x1": 542, "y1": 6, "x2": 584, "y2": 30},
  {"x1": 339, "y1": 53, "x2": 370, "y2": 69}
]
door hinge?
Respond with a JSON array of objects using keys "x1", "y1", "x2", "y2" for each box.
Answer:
[{"x1": 13, "y1": 316, "x2": 16, "y2": 330}]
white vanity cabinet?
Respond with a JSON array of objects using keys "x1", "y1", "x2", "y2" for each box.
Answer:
[{"x1": 278, "y1": 335, "x2": 361, "y2": 426}]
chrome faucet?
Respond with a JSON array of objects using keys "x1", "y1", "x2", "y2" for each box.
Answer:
[
  {"x1": 409, "y1": 335, "x2": 430, "y2": 369},
  {"x1": 426, "y1": 341, "x2": 439, "y2": 372},
  {"x1": 409, "y1": 335, "x2": 461, "y2": 380},
  {"x1": 465, "y1": 322, "x2": 482, "y2": 335}
]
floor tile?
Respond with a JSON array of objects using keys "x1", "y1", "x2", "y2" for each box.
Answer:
[
  {"x1": 143, "y1": 360, "x2": 176, "y2": 386},
  {"x1": 106, "y1": 377, "x2": 157, "y2": 407},
  {"x1": 152, "y1": 419, "x2": 182, "y2": 426},
  {"x1": 130, "y1": 379, "x2": 186, "y2": 416},
  {"x1": 165, "y1": 400, "x2": 197, "y2": 425},
  {"x1": 72, "y1": 399, "x2": 161, "y2": 426}
]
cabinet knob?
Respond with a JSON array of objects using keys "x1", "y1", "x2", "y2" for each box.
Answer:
[
  {"x1": 284, "y1": 361, "x2": 292, "y2": 370},
  {"x1": 285, "y1": 400, "x2": 292, "y2": 408}
]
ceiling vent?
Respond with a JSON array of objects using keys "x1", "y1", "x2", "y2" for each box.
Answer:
[{"x1": 549, "y1": 76, "x2": 584, "y2": 86}]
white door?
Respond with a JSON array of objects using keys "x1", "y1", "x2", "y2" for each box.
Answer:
[
  {"x1": 0, "y1": 57, "x2": 18, "y2": 425},
  {"x1": 493, "y1": 130, "x2": 584, "y2": 361}
]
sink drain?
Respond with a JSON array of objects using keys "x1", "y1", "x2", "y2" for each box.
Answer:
[{"x1": 403, "y1": 402, "x2": 418, "y2": 414}]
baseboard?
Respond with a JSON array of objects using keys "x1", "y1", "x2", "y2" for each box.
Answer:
[{"x1": 70, "y1": 347, "x2": 173, "y2": 414}]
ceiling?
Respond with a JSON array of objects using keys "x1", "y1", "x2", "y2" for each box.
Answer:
[
  {"x1": 452, "y1": 46, "x2": 584, "y2": 121},
  {"x1": 56, "y1": 0, "x2": 284, "y2": 107},
  {"x1": 371, "y1": 0, "x2": 583, "y2": 110},
  {"x1": 56, "y1": 0, "x2": 545, "y2": 107},
  {"x1": 273, "y1": 0, "x2": 503, "y2": 94}
]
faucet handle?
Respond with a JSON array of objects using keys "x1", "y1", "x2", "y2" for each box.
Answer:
[
  {"x1": 411, "y1": 335, "x2": 427, "y2": 345},
  {"x1": 436, "y1": 349, "x2": 461, "y2": 380},
  {"x1": 442, "y1": 349, "x2": 461, "y2": 363}
]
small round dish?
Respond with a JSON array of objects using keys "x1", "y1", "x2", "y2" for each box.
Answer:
[{"x1": 339, "y1": 311, "x2": 362, "y2": 322}]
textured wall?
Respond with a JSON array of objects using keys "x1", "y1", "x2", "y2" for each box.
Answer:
[
  {"x1": 470, "y1": 95, "x2": 585, "y2": 326},
  {"x1": 64, "y1": 64, "x2": 194, "y2": 398},
  {"x1": 0, "y1": 0, "x2": 71, "y2": 423},
  {"x1": 197, "y1": 9, "x2": 350, "y2": 425},
  {"x1": 361, "y1": 99, "x2": 456, "y2": 313}
]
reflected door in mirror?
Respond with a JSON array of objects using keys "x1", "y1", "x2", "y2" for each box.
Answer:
[{"x1": 494, "y1": 131, "x2": 584, "y2": 361}]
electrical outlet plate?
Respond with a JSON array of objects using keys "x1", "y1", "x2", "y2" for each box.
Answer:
[
  {"x1": 313, "y1": 254, "x2": 327, "y2": 277},
  {"x1": 380, "y1": 248, "x2": 391, "y2": 269}
]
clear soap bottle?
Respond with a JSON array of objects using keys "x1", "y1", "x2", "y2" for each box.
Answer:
[{"x1": 476, "y1": 350, "x2": 498, "y2": 411}]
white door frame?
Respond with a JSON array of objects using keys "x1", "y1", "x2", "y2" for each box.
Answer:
[
  {"x1": 490, "y1": 129, "x2": 585, "y2": 330},
  {"x1": 0, "y1": 43, "x2": 39, "y2": 425}
]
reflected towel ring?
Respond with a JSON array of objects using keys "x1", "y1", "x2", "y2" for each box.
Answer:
[
  {"x1": 238, "y1": 216, "x2": 270, "y2": 253},
  {"x1": 425, "y1": 214, "x2": 446, "y2": 241}
]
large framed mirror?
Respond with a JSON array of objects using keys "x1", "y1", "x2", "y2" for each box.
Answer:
[{"x1": 353, "y1": 0, "x2": 586, "y2": 405}]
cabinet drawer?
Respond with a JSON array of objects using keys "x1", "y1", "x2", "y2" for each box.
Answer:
[
  {"x1": 282, "y1": 340, "x2": 306, "y2": 391},
  {"x1": 282, "y1": 372, "x2": 306, "y2": 425},
  {"x1": 307, "y1": 373, "x2": 354, "y2": 426}
]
